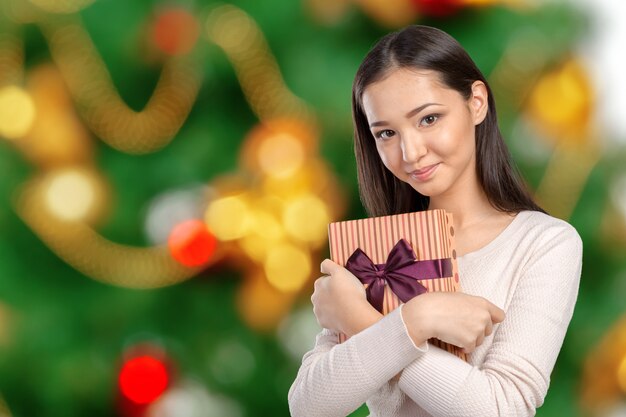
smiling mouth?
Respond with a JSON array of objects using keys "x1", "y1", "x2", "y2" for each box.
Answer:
[{"x1": 408, "y1": 163, "x2": 439, "y2": 181}]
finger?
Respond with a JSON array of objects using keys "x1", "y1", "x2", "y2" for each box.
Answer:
[
  {"x1": 484, "y1": 319, "x2": 493, "y2": 337},
  {"x1": 462, "y1": 342, "x2": 476, "y2": 354},
  {"x1": 321, "y1": 259, "x2": 341, "y2": 275},
  {"x1": 487, "y1": 303, "x2": 505, "y2": 323},
  {"x1": 475, "y1": 333, "x2": 485, "y2": 348}
]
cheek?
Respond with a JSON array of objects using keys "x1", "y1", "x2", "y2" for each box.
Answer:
[
  {"x1": 431, "y1": 124, "x2": 474, "y2": 160},
  {"x1": 375, "y1": 145, "x2": 397, "y2": 171}
]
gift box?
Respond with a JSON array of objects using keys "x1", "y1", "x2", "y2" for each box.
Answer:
[{"x1": 328, "y1": 209, "x2": 466, "y2": 361}]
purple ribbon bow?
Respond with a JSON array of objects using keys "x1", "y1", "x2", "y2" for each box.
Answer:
[{"x1": 345, "y1": 238, "x2": 452, "y2": 314}]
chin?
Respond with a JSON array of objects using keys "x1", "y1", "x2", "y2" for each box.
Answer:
[{"x1": 409, "y1": 184, "x2": 435, "y2": 198}]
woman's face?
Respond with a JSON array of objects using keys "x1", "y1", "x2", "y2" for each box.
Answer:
[{"x1": 361, "y1": 68, "x2": 488, "y2": 200}]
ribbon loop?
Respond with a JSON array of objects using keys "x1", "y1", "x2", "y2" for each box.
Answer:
[{"x1": 345, "y1": 239, "x2": 452, "y2": 314}]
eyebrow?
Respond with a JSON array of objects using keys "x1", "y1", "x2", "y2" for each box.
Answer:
[{"x1": 369, "y1": 102, "x2": 443, "y2": 127}]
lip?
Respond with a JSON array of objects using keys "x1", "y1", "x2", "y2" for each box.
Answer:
[{"x1": 409, "y1": 163, "x2": 439, "y2": 181}]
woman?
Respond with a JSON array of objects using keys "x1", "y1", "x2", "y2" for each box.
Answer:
[{"x1": 288, "y1": 25, "x2": 582, "y2": 416}]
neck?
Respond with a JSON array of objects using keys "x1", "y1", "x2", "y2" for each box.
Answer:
[{"x1": 427, "y1": 173, "x2": 497, "y2": 231}]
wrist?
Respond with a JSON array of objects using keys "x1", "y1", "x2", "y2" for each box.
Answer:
[
  {"x1": 402, "y1": 294, "x2": 433, "y2": 346},
  {"x1": 341, "y1": 300, "x2": 383, "y2": 337}
]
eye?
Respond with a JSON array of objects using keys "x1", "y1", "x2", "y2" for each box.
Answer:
[
  {"x1": 419, "y1": 114, "x2": 440, "y2": 127},
  {"x1": 374, "y1": 129, "x2": 395, "y2": 140}
]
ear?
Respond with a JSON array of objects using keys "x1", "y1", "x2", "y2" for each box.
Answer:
[{"x1": 469, "y1": 80, "x2": 489, "y2": 125}]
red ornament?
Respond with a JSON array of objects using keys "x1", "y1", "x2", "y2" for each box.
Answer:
[
  {"x1": 152, "y1": 8, "x2": 200, "y2": 55},
  {"x1": 168, "y1": 219, "x2": 217, "y2": 267},
  {"x1": 411, "y1": 0, "x2": 464, "y2": 18},
  {"x1": 119, "y1": 355, "x2": 169, "y2": 405}
]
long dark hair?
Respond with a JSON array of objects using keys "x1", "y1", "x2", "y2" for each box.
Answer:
[{"x1": 352, "y1": 25, "x2": 545, "y2": 217}]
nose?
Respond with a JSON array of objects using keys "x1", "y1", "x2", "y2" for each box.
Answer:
[{"x1": 400, "y1": 133, "x2": 427, "y2": 163}]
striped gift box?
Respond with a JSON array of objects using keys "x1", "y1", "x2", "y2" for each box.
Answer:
[{"x1": 328, "y1": 209, "x2": 466, "y2": 361}]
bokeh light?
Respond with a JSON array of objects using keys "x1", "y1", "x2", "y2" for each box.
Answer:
[
  {"x1": 257, "y1": 132, "x2": 305, "y2": 178},
  {"x1": 240, "y1": 119, "x2": 317, "y2": 175},
  {"x1": 355, "y1": 0, "x2": 419, "y2": 28},
  {"x1": 204, "y1": 194, "x2": 251, "y2": 241},
  {"x1": 209, "y1": 340, "x2": 255, "y2": 386},
  {"x1": 239, "y1": 207, "x2": 285, "y2": 262},
  {"x1": 43, "y1": 167, "x2": 105, "y2": 223},
  {"x1": 119, "y1": 355, "x2": 169, "y2": 405},
  {"x1": 264, "y1": 243, "x2": 311, "y2": 292},
  {"x1": 19, "y1": 64, "x2": 93, "y2": 167},
  {"x1": 167, "y1": 220, "x2": 217, "y2": 267},
  {"x1": 526, "y1": 59, "x2": 594, "y2": 144},
  {"x1": 148, "y1": 379, "x2": 243, "y2": 417},
  {"x1": 411, "y1": 0, "x2": 463, "y2": 17},
  {"x1": 0, "y1": 85, "x2": 36, "y2": 139},
  {"x1": 283, "y1": 193, "x2": 330, "y2": 245},
  {"x1": 236, "y1": 270, "x2": 296, "y2": 331},
  {"x1": 277, "y1": 305, "x2": 320, "y2": 361},
  {"x1": 152, "y1": 8, "x2": 200, "y2": 56},
  {"x1": 145, "y1": 185, "x2": 212, "y2": 245}
]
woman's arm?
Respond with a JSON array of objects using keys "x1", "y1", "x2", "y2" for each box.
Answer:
[
  {"x1": 288, "y1": 258, "x2": 501, "y2": 416},
  {"x1": 287, "y1": 305, "x2": 428, "y2": 417},
  {"x1": 396, "y1": 225, "x2": 583, "y2": 416}
]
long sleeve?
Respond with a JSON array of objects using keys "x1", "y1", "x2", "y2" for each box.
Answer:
[
  {"x1": 396, "y1": 223, "x2": 583, "y2": 416},
  {"x1": 288, "y1": 305, "x2": 429, "y2": 417}
]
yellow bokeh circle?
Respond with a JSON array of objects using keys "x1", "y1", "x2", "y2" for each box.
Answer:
[
  {"x1": 0, "y1": 86, "x2": 36, "y2": 140},
  {"x1": 205, "y1": 195, "x2": 250, "y2": 241},
  {"x1": 43, "y1": 167, "x2": 107, "y2": 223},
  {"x1": 264, "y1": 243, "x2": 311, "y2": 292},
  {"x1": 283, "y1": 193, "x2": 329, "y2": 245}
]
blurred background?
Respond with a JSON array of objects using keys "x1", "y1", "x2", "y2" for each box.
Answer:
[{"x1": 1, "y1": 0, "x2": 625, "y2": 416}]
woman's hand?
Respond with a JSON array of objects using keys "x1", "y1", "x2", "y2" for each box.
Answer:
[
  {"x1": 311, "y1": 259, "x2": 382, "y2": 336},
  {"x1": 402, "y1": 292, "x2": 505, "y2": 353}
]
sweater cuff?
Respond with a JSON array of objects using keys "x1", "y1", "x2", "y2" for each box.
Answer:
[
  {"x1": 398, "y1": 344, "x2": 473, "y2": 411},
  {"x1": 398, "y1": 303, "x2": 430, "y2": 352},
  {"x1": 351, "y1": 305, "x2": 429, "y2": 383}
]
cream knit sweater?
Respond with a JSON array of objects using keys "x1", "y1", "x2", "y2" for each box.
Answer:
[{"x1": 288, "y1": 210, "x2": 583, "y2": 417}]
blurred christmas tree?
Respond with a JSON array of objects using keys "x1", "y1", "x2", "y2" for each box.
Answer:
[{"x1": 0, "y1": 0, "x2": 624, "y2": 416}]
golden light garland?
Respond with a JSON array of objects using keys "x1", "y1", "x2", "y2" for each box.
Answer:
[
  {"x1": 37, "y1": 16, "x2": 203, "y2": 154},
  {"x1": 0, "y1": 28, "x2": 23, "y2": 87},
  {"x1": 14, "y1": 64, "x2": 93, "y2": 167},
  {"x1": 205, "y1": 5, "x2": 315, "y2": 124},
  {"x1": 27, "y1": 0, "x2": 95, "y2": 14},
  {"x1": 4, "y1": 3, "x2": 345, "y2": 332},
  {"x1": 15, "y1": 173, "x2": 226, "y2": 289}
]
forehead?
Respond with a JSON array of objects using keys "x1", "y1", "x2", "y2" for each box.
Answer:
[{"x1": 361, "y1": 68, "x2": 461, "y2": 118}]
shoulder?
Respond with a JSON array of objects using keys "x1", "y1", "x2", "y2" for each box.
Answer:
[
  {"x1": 517, "y1": 211, "x2": 581, "y2": 243},
  {"x1": 516, "y1": 210, "x2": 583, "y2": 259}
]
